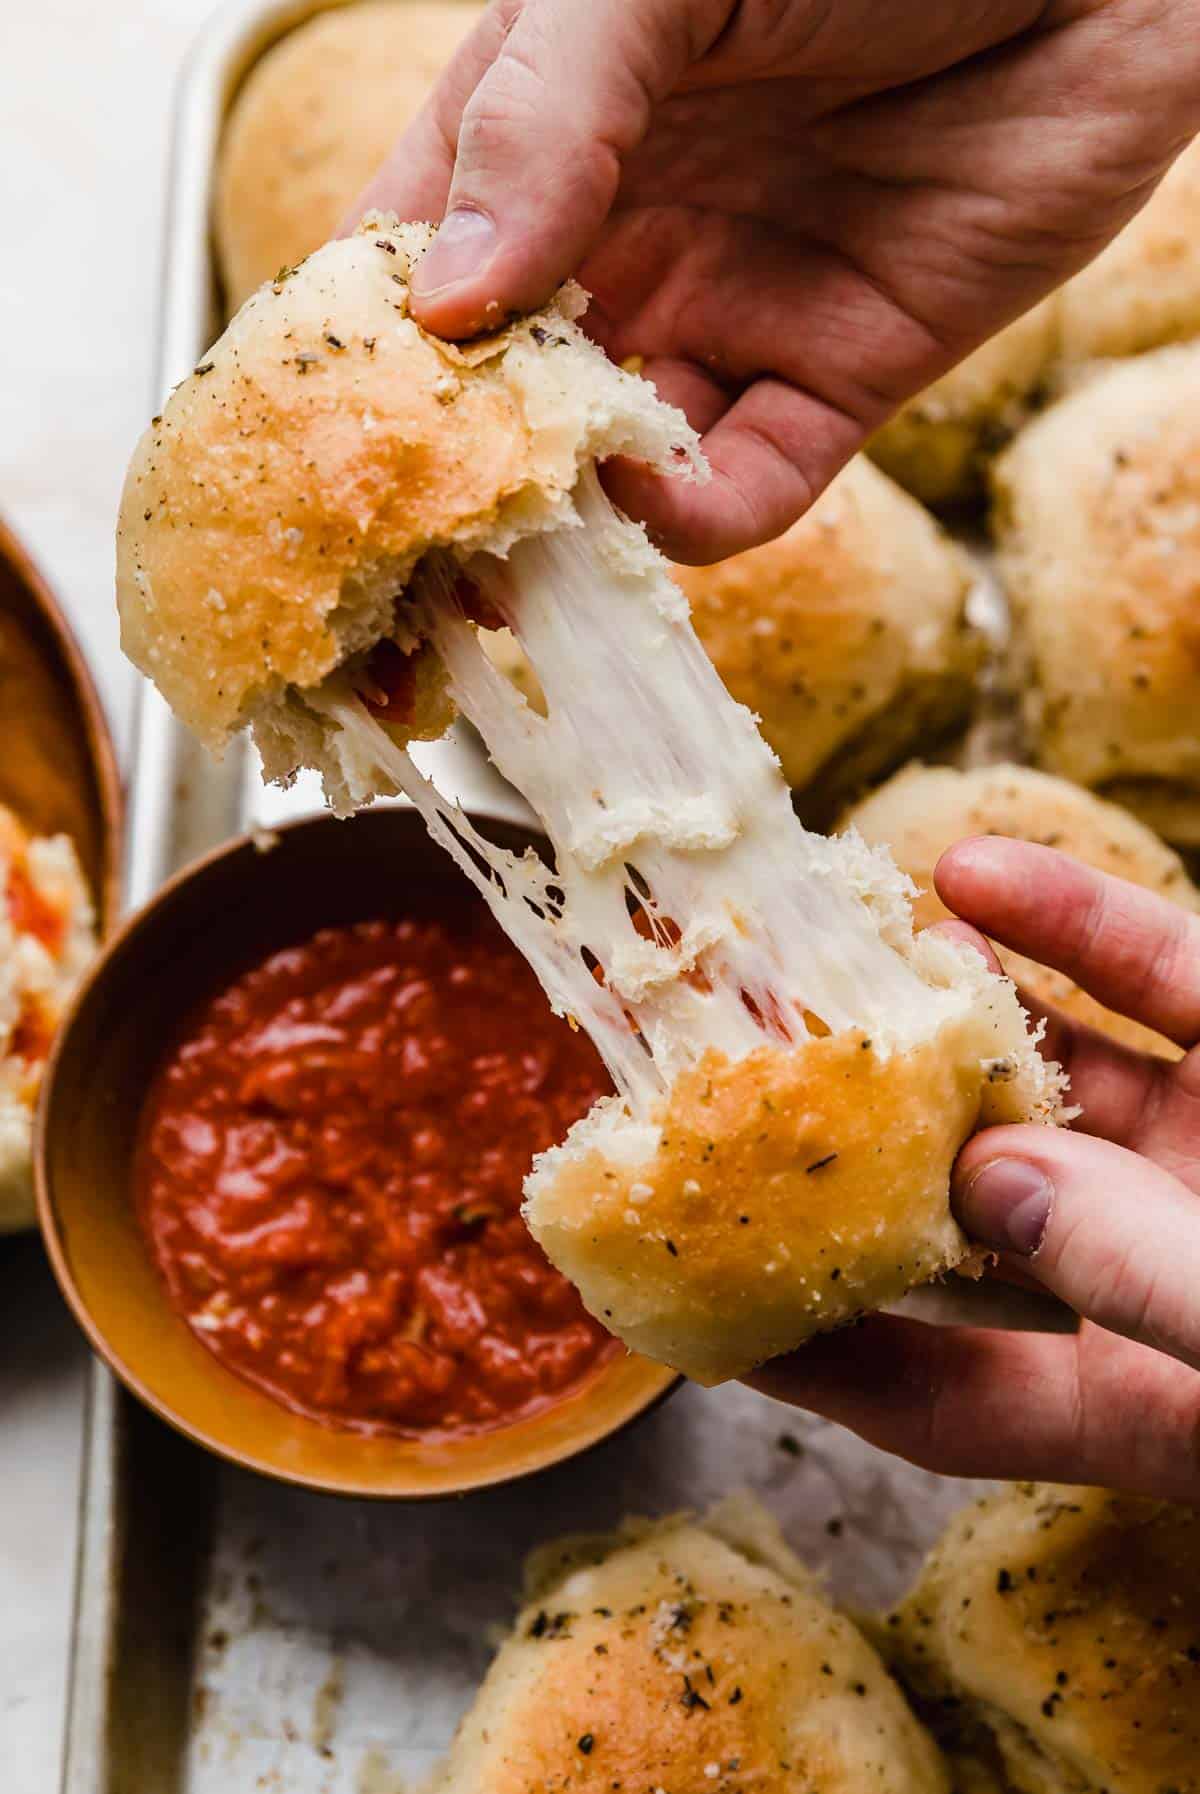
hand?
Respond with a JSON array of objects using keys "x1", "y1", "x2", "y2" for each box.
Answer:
[
  {"x1": 750, "y1": 836, "x2": 1200, "y2": 1503},
  {"x1": 353, "y1": 0, "x2": 1200, "y2": 562}
]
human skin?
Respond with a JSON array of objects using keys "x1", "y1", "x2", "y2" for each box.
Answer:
[
  {"x1": 751, "y1": 837, "x2": 1200, "y2": 1503},
  {"x1": 353, "y1": 0, "x2": 1200, "y2": 561}
]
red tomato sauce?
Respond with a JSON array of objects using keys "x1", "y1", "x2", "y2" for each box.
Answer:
[
  {"x1": 7, "y1": 863, "x2": 63, "y2": 955},
  {"x1": 134, "y1": 910, "x2": 618, "y2": 1437}
]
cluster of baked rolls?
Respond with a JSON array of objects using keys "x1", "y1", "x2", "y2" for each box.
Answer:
[{"x1": 428, "y1": 1484, "x2": 1199, "y2": 1792}]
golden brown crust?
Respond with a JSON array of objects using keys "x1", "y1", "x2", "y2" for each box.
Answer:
[
  {"x1": 525, "y1": 1006, "x2": 1045, "y2": 1385},
  {"x1": 1057, "y1": 138, "x2": 1200, "y2": 364},
  {"x1": 887, "y1": 1483, "x2": 1200, "y2": 1794},
  {"x1": 214, "y1": 2, "x2": 481, "y2": 310},
  {"x1": 993, "y1": 343, "x2": 1200, "y2": 842},
  {"x1": 117, "y1": 220, "x2": 691, "y2": 756},
  {"x1": 673, "y1": 457, "x2": 980, "y2": 808},
  {"x1": 1096, "y1": 778, "x2": 1200, "y2": 852},
  {"x1": 434, "y1": 1509, "x2": 952, "y2": 1794},
  {"x1": 844, "y1": 762, "x2": 1200, "y2": 1059},
  {"x1": 118, "y1": 227, "x2": 523, "y2": 750}
]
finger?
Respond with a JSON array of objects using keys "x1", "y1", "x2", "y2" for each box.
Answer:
[
  {"x1": 1002, "y1": 979, "x2": 1165, "y2": 1149},
  {"x1": 936, "y1": 837, "x2": 1200, "y2": 1049},
  {"x1": 603, "y1": 377, "x2": 861, "y2": 563},
  {"x1": 599, "y1": 360, "x2": 734, "y2": 545},
  {"x1": 929, "y1": 890, "x2": 1171, "y2": 1149},
  {"x1": 746, "y1": 1314, "x2": 1200, "y2": 1500},
  {"x1": 579, "y1": 207, "x2": 938, "y2": 557},
  {"x1": 404, "y1": 0, "x2": 732, "y2": 338},
  {"x1": 953, "y1": 1124, "x2": 1200, "y2": 1369},
  {"x1": 625, "y1": 356, "x2": 733, "y2": 439},
  {"x1": 927, "y1": 924, "x2": 1163, "y2": 1145},
  {"x1": 924, "y1": 917, "x2": 1155, "y2": 1145}
]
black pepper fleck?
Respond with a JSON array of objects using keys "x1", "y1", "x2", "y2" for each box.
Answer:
[{"x1": 681, "y1": 1675, "x2": 710, "y2": 1713}]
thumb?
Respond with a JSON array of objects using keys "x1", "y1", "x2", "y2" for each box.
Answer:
[
  {"x1": 952, "y1": 1124, "x2": 1200, "y2": 1371},
  {"x1": 410, "y1": 0, "x2": 727, "y2": 337}
]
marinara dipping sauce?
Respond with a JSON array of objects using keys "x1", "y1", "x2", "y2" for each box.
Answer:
[{"x1": 134, "y1": 906, "x2": 618, "y2": 1438}]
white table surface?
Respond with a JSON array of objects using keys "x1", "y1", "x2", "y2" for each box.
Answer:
[{"x1": 2, "y1": 5, "x2": 216, "y2": 1784}]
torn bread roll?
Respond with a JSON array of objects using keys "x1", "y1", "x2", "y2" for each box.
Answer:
[
  {"x1": 993, "y1": 342, "x2": 1200, "y2": 848},
  {"x1": 489, "y1": 458, "x2": 981, "y2": 824},
  {"x1": 215, "y1": 2, "x2": 480, "y2": 310},
  {"x1": 885, "y1": 1483, "x2": 1200, "y2": 1794},
  {"x1": 117, "y1": 218, "x2": 1066, "y2": 1385},
  {"x1": 434, "y1": 1495, "x2": 952, "y2": 1794},
  {"x1": 843, "y1": 762, "x2": 1200, "y2": 1059},
  {"x1": 0, "y1": 806, "x2": 96, "y2": 1231}
]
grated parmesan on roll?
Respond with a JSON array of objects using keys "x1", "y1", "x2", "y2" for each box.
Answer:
[
  {"x1": 434, "y1": 1495, "x2": 952, "y2": 1794},
  {"x1": 885, "y1": 1483, "x2": 1200, "y2": 1794}
]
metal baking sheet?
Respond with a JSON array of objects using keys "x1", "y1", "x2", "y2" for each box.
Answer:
[{"x1": 59, "y1": 3, "x2": 1070, "y2": 1789}]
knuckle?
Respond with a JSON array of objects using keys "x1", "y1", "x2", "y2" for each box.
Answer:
[
  {"x1": 1074, "y1": 1235, "x2": 1154, "y2": 1337},
  {"x1": 920, "y1": 1375, "x2": 961, "y2": 1471},
  {"x1": 460, "y1": 64, "x2": 543, "y2": 150},
  {"x1": 1136, "y1": 1383, "x2": 1200, "y2": 1501},
  {"x1": 1059, "y1": 868, "x2": 1200, "y2": 1030},
  {"x1": 1143, "y1": 912, "x2": 1198, "y2": 1009},
  {"x1": 1068, "y1": 874, "x2": 1120, "y2": 970},
  {"x1": 1070, "y1": 1232, "x2": 1200, "y2": 1369}
]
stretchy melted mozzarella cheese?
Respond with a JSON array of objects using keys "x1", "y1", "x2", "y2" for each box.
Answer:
[{"x1": 307, "y1": 470, "x2": 1003, "y2": 1115}]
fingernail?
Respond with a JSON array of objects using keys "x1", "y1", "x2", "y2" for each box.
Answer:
[
  {"x1": 413, "y1": 209, "x2": 496, "y2": 297},
  {"x1": 953, "y1": 1158, "x2": 1053, "y2": 1256}
]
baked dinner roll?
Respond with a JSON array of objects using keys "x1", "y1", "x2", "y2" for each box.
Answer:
[
  {"x1": 677, "y1": 458, "x2": 979, "y2": 822},
  {"x1": 215, "y1": 2, "x2": 480, "y2": 310},
  {"x1": 0, "y1": 806, "x2": 96, "y2": 1231},
  {"x1": 118, "y1": 217, "x2": 695, "y2": 798},
  {"x1": 434, "y1": 1496, "x2": 952, "y2": 1794},
  {"x1": 885, "y1": 1483, "x2": 1200, "y2": 1794},
  {"x1": 118, "y1": 217, "x2": 1066, "y2": 1385},
  {"x1": 868, "y1": 299, "x2": 1057, "y2": 507},
  {"x1": 843, "y1": 763, "x2": 1200, "y2": 1059},
  {"x1": 1057, "y1": 136, "x2": 1200, "y2": 366},
  {"x1": 993, "y1": 343, "x2": 1200, "y2": 846}
]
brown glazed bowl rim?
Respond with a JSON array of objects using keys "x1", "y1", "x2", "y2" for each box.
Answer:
[
  {"x1": 35, "y1": 807, "x2": 678, "y2": 1498},
  {"x1": 0, "y1": 509, "x2": 123, "y2": 934}
]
